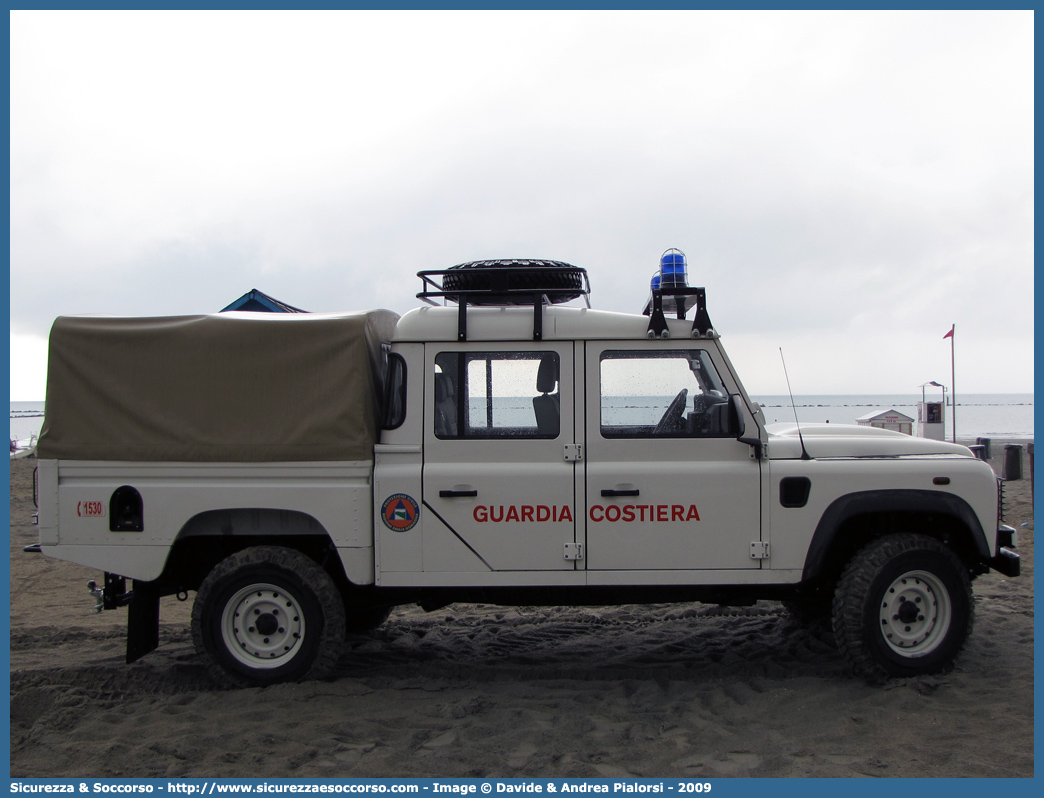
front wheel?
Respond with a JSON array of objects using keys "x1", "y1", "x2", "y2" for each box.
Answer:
[
  {"x1": 832, "y1": 534, "x2": 973, "y2": 680},
  {"x1": 192, "y1": 546, "x2": 346, "y2": 687}
]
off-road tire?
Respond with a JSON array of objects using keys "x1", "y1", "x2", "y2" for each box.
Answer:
[
  {"x1": 832, "y1": 534, "x2": 973, "y2": 680},
  {"x1": 442, "y1": 259, "x2": 586, "y2": 305},
  {"x1": 192, "y1": 546, "x2": 346, "y2": 687}
]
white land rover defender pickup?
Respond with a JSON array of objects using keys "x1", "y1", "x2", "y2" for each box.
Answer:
[{"x1": 30, "y1": 256, "x2": 1020, "y2": 686}]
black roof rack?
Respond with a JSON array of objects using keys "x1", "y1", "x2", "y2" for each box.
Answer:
[{"x1": 417, "y1": 260, "x2": 591, "y2": 341}]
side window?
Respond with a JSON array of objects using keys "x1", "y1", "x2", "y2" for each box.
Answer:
[
  {"x1": 434, "y1": 351, "x2": 560, "y2": 439},
  {"x1": 382, "y1": 352, "x2": 407, "y2": 430},
  {"x1": 600, "y1": 350, "x2": 731, "y2": 438}
]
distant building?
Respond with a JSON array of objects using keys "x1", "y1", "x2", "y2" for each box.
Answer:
[
  {"x1": 856, "y1": 409, "x2": 914, "y2": 436},
  {"x1": 221, "y1": 289, "x2": 306, "y2": 313}
]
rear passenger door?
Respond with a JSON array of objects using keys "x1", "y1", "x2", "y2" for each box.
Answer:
[{"x1": 422, "y1": 342, "x2": 578, "y2": 571}]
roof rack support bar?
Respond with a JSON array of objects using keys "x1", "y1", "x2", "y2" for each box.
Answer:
[
  {"x1": 691, "y1": 288, "x2": 713, "y2": 338},
  {"x1": 457, "y1": 299, "x2": 468, "y2": 341},
  {"x1": 533, "y1": 295, "x2": 544, "y2": 341},
  {"x1": 647, "y1": 292, "x2": 669, "y2": 338}
]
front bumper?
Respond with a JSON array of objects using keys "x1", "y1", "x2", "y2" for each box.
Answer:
[{"x1": 990, "y1": 525, "x2": 1021, "y2": 577}]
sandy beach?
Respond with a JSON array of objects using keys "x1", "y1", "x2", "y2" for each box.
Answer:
[{"x1": 9, "y1": 443, "x2": 1034, "y2": 779}]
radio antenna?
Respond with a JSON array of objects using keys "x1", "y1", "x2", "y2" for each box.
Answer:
[{"x1": 779, "y1": 348, "x2": 811, "y2": 460}]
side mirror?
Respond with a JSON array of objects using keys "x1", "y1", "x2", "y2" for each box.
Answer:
[{"x1": 732, "y1": 394, "x2": 764, "y2": 459}]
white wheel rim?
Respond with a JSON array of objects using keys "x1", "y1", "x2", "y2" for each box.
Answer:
[
  {"x1": 879, "y1": 569, "x2": 951, "y2": 658},
  {"x1": 221, "y1": 582, "x2": 305, "y2": 670}
]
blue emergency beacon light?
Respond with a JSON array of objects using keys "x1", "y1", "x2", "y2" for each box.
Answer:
[
  {"x1": 659, "y1": 248, "x2": 688, "y2": 287},
  {"x1": 643, "y1": 247, "x2": 712, "y2": 339}
]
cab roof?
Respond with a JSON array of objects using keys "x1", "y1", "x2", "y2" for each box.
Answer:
[{"x1": 393, "y1": 305, "x2": 718, "y2": 343}]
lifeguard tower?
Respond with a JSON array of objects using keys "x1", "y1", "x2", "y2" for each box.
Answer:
[{"x1": 916, "y1": 381, "x2": 947, "y2": 441}]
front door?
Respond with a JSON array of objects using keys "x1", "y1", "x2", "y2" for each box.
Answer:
[
  {"x1": 583, "y1": 342, "x2": 761, "y2": 571},
  {"x1": 422, "y1": 342, "x2": 578, "y2": 571}
]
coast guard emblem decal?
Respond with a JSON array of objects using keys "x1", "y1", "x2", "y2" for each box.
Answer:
[{"x1": 381, "y1": 493, "x2": 420, "y2": 532}]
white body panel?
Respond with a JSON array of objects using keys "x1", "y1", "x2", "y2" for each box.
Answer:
[{"x1": 37, "y1": 460, "x2": 374, "y2": 582}]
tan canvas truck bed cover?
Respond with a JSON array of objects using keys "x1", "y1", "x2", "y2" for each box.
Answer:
[{"x1": 37, "y1": 309, "x2": 399, "y2": 462}]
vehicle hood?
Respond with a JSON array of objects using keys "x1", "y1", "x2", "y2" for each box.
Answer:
[{"x1": 765, "y1": 422, "x2": 974, "y2": 460}]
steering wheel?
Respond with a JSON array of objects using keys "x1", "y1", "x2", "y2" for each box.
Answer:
[{"x1": 653, "y1": 389, "x2": 688, "y2": 435}]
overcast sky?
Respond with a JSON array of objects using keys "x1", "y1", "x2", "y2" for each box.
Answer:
[{"x1": 9, "y1": 10, "x2": 1034, "y2": 400}]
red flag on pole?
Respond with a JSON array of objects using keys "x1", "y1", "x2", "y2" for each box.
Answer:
[{"x1": 944, "y1": 325, "x2": 955, "y2": 441}]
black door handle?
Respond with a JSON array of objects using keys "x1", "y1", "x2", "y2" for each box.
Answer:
[
  {"x1": 601, "y1": 489, "x2": 640, "y2": 497},
  {"x1": 440, "y1": 489, "x2": 478, "y2": 498}
]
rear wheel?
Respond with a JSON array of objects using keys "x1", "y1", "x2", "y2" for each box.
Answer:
[
  {"x1": 832, "y1": 534, "x2": 972, "y2": 680},
  {"x1": 192, "y1": 546, "x2": 346, "y2": 687}
]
